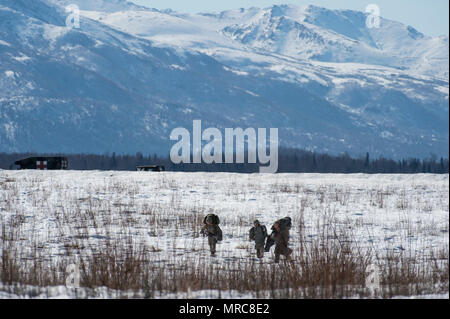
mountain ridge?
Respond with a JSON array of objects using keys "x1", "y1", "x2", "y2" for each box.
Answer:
[{"x1": 0, "y1": 0, "x2": 448, "y2": 159}]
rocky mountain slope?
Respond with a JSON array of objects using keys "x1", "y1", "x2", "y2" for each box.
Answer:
[{"x1": 0, "y1": 0, "x2": 448, "y2": 158}]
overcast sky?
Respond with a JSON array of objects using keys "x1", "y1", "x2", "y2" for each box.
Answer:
[{"x1": 130, "y1": 0, "x2": 449, "y2": 36}]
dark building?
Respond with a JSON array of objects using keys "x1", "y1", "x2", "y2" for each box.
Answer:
[
  {"x1": 136, "y1": 165, "x2": 165, "y2": 172},
  {"x1": 14, "y1": 157, "x2": 68, "y2": 170}
]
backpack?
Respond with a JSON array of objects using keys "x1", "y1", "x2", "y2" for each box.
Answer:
[
  {"x1": 278, "y1": 217, "x2": 292, "y2": 231},
  {"x1": 204, "y1": 214, "x2": 220, "y2": 225},
  {"x1": 261, "y1": 225, "x2": 268, "y2": 238},
  {"x1": 216, "y1": 226, "x2": 223, "y2": 241}
]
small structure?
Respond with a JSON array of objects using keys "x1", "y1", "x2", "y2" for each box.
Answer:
[
  {"x1": 136, "y1": 165, "x2": 165, "y2": 172},
  {"x1": 14, "y1": 157, "x2": 68, "y2": 170}
]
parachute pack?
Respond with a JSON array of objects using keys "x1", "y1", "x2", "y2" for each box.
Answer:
[
  {"x1": 216, "y1": 227, "x2": 223, "y2": 241},
  {"x1": 278, "y1": 217, "x2": 292, "y2": 231},
  {"x1": 265, "y1": 217, "x2": 292, "y2": 252},
  {"x1": 204, "y1": 213, "x2": 220, "y2": 225}
]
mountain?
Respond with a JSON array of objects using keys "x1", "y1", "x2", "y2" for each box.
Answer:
[
  {"x1": 81, "y1": 4, "x2": 448, "y2": 80},
  {"x1": 0, "y1": 0, "x2": 448, "y2": 159},
  {"x1": 221, "y1": 5, "x2": 449, "y2": 80},
  {"x1": 46, "y1": 0, "x2": 145, "y2": 12}
]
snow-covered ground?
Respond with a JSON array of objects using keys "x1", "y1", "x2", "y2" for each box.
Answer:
[{"x1": 0, "y1": 170, "x2": 448, "y2": 298}]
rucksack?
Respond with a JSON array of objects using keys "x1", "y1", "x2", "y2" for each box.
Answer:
[
  {"x1": 216, "y1": 226, "x2": 223, "y2": 241},
  {"x1": 204, "y1": 214, "x2": 220, "y2": 225},
  {"x1": 278, "y1": 217, "x2": 292, "y2": 231}
]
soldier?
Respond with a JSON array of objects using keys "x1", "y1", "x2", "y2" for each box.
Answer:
[
  {"x1": 249, "y1": 220, "x2": 268, "y2": 259},
  {"x1": 200, "y1": 214, "x2": 223, "y2": 256},
  {"x1": 268, "y1": 217, "x2": 293, "y2": 263}
]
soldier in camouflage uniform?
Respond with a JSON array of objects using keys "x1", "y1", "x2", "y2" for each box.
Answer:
[
  {"x1": 271, "y1": 218, "x2": 293, "y2": 263},
  {"x1": 249, "y1": 220, "x2": 268, "y2": 259},
  {"x1": 201, "y1": 214, "x2": 223, "y2": 256}
]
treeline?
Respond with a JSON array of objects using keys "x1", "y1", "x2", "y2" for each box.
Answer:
[{"x1": 0, "y1": 149, "x2": 448, "y2": 174}]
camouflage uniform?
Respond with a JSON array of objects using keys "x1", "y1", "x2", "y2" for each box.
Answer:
[
  {"x1": 272, "y1": 220, "x2": 293, "y2": 263},
  {"x1": 249, "y1": 220, "x2": 267, "y2": 258},
  {"x1": 201, "y1": 223, "x2": 222, "y2": 256}
]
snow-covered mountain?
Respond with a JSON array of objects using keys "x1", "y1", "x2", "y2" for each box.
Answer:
[
  {"x1": 221, "y1": 5, "x2": 449, "y2": 80},
  {"x1": 47, "y1": 0, "x2": 145, "y2": 12},
  {"x1": 0, "y1": 0, "x2": 448, "y2": 158},
  {"x1": 80, "y1": 3, "x2": 448, "y2": 80}
]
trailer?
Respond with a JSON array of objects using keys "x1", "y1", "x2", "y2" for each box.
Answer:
[{"x1": 14, "y1": 157, "x2": 68, "y2": 170}]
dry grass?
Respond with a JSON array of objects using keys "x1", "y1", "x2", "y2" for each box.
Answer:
[{"x1": 0, "y1": 172, "x2": 448, "y2": 298}]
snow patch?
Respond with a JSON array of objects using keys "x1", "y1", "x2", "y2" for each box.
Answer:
[
  {"x1": 223, "y1": 66, "x2": 248, "y2": 76},
  {"x1": 0, "y1": 39, "x2": 11, "y2": 47},
  {"x1": 381, "y1": 131, "x2": 394, "y2": 139},
  {"x1": 4, "y1": 71, "x2": 15, "y2": 78},
  {"x1": 12, "y1": 55, "x2": 31, "y2": 62},
  {"x1": 170, "y1": 64, "x2": 186, "y2": 71},
  {"x1": 245, "y1": 90, "x2": 259, "y2": 97}
]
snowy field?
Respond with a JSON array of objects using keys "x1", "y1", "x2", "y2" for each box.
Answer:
[{"x1": 0, "y1": 170, "x2": 448, "y2": 299}]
